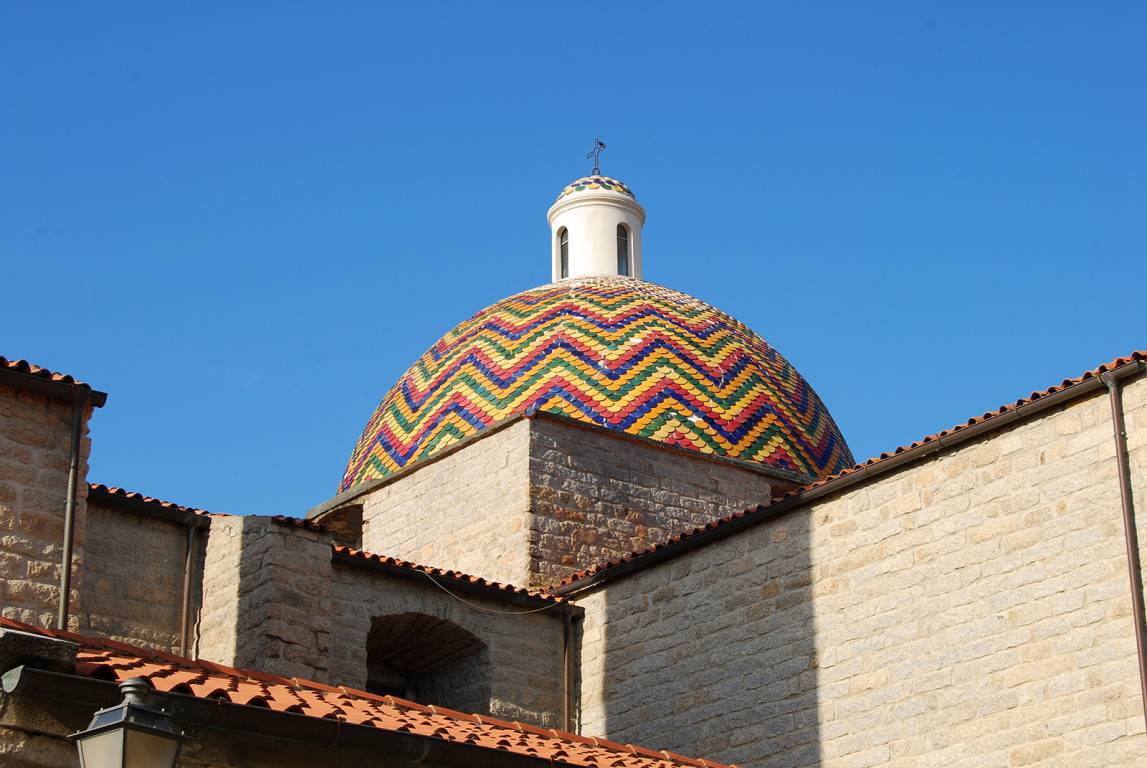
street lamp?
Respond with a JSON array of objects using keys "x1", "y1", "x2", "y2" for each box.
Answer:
[{"x1": 71, "y1": 677, "x2": 184, "y2": 768}]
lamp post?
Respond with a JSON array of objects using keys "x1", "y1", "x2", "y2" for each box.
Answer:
[{"x1": 71, "y1": 677, "x2": 184, "y2": 768}]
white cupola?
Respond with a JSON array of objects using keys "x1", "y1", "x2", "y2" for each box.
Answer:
[{"x1": 547, "y1": 174, "x2": 646, "y2": 282}]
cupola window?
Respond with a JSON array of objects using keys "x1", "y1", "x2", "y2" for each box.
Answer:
[
  {"x1": 559, "y1": 228, "x2": 569, "y2": 279},
  {"x1": 616, "y1": 224, "x2": 630, "y2": 276}
]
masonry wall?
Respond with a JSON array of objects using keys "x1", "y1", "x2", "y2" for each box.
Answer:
[
  {"x1": 356, "y1": 416, "x2": 778, "y2": 591},
  {"x1": 199, "y1": 515, "x2": 567, "y2": 727},
  {"x1": 328, "y1": 561, "x2": 567, "y2": 726},
  {"x1": 0, "y1": 384, "x2": 91, "y2": 631},
  {"x1": 360, "y1": 420, "x2": 533, "y2": 586},
  {"x1": 577, "y1": 376, "x2": 1147, "y2": 768},
  {"x1": 528, "y1": 417, "x2": 775, "y2": 587},
  {"x1": 79, "y1": 501, "x2": 206, "y2": 654},
  {"x1": 198, "y1": 516, "x2": 332, "y2": 680}
]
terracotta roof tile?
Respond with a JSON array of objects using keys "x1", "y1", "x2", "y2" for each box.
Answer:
[
  {"x1": 0, "y1": 355, "x2": 107, "y2": 406},
  {"x1": 558, "y1": 350, "x2": 1147, "y2": 588},
  {"x1": 88, "y1": 483, "x2": 223, "y2": 519},
  {"x1": 1, "y1": 618, "x2": 729, "y2": 768},
  {"x1": 1, "y1": 355, "x2": 92, "y2": 388},
  {"x1": 329, "y1": 543, "x2": 567, "y2": 605}
]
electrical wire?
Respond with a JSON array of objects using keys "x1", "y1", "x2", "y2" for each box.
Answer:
[{"x1": 415, "y1": 569, "x2": 562, "y2": 615}]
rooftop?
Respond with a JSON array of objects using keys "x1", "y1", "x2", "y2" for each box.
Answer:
[
  {"x1": 0, "y1": 617, "x2": 732, "y2": 768},
  {"x1": 0, "y1": 355, "x2": 107, "y2": 407}
]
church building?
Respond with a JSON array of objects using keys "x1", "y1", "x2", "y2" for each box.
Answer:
[{"x1": 1, "y1": 169, "x2": 1144, "y2": 768}]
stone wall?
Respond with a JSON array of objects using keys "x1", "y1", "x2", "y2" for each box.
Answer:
[
  {"x1": 328, "y1": 559, "x2": 567, "y2": 726},
  {"x1": 353, "y1": 416, "x2": 778, "y2": 590},
  {"x1": 576, "y1": 376, "x2": 1147, "y2": 768},
  {"x1": 198, "y1": 516, "x2": 332, "y2": 680},
  {"x1": 0, "y1": 384, "x2": 92, "y2": 630},
  {"x1": 528, "y1": 417, "x2": 776, "y2": 587},
  {"x1": 360, "y1": 420, "x2": 533, "y2": 586},
  {"x1": 198, "y1": 515, "x2": 567, "y2": 727},
  {"x1": 80, "y1": 501, "x2": 206, "y2": 653}
]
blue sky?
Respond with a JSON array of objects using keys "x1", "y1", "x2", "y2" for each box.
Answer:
[{"x1": 2, "y1": 3, "x2": 1143, "y2": 516}]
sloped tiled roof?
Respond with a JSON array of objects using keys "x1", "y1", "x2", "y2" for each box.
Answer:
[
  {"x1": 1, "y1": 355, "x2": 91, "y2": 387},
  {"x1": 332, "y1": 544, "x2": 566, "y2": 606},
  {"x1": 558, "y1": 351, "x2": 1147, "y2": 589},
  {"x1": 0, "y1": 355, "x2": 107, "y2": 405},
  {"x1": 271, "y1": 518, "x2": 565, "y2": 607},
  {"x1": 0, "y1": 618, "x2": 731, "y2": 768},
  {"x1": 89, "y1": 483, "x2": 220, "y2": 519}
]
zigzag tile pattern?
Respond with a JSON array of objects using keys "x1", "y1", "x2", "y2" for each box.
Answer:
[{"x1": 340, "y1": 277, "x2": 853, "y2": 491}]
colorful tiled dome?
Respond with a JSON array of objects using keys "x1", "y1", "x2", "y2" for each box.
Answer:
[
  {"x1": 339, "y1": 277, "x2": 853, "y2": 492},
  {"x1": 556, "y1": 175, "x2": 635, "y2": 201}
]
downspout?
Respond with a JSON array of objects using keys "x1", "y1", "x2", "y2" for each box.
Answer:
[
  {"x1": 1100, "y1": 368, "x2": 1147, "y2": 731},
  {"x1": 561, "y1": 604, "x2": 573, "y2": 732},
  {"x1": 179, "y1": 524, "x2": 197, "y2": 657},
  {"x1": 56, "y1": 389, "x2": 89, "y2": 631}
]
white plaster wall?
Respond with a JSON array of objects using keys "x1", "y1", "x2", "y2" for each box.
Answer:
[{"x1": 549, "y1": 192, "x2": 645, "y2": 280}]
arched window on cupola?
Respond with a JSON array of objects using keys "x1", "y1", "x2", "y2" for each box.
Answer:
[
  {"x1": 559, "y1": 228, "x2": 569, "y2": 278},
  {"x1": 616, "y1": 224, "x2": 630, "y2": 276}
]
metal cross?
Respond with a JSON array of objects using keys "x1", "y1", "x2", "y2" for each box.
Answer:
[{"x1": 587, "y1": 138, "x2": 606, "y2": 175}]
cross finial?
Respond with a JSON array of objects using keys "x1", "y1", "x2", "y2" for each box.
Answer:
[{"x1": 587, "y1": 138, "x2": 606, "y2": 176}]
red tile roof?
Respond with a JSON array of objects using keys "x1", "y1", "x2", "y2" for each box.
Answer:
[
  {"x1": 331, "y1": 544, "x2": 567, "y2": 606},
  {"x1": 0, "y1": 617, "x2": 730, "y2": 768},
  {"x1": 1, "y1": 355, "x2": 90, "y2": 387},
  {"x1": 558, "y1": 351, "x2": 1147, "y2": 589},
  {"x1": 0, "y1": 355, "x2": 107, "y2": 406},
  {"x1": 88, "y1": 483, "x2": 221, "y2": 519},
  {"x1": 268, "y1": 516, "x2": 565, "y2": 605}
]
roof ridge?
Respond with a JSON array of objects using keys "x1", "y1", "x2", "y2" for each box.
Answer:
[{"x1": 557, "y1": 350, "x2": 1147, "y2": 588}]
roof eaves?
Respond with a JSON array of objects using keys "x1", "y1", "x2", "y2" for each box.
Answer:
[
  {"x1": 0, "y1": 617, "x2": 729, "y2": 768},
  {"x1": 88, "y1": 483, "x2": 220, "y2": 526},
  {"x1": 0, "y1": 356, "x2": 107, "y2": 407},
  {"x1": 331, "y1": 545, "x2": 569, "y2": 610}
]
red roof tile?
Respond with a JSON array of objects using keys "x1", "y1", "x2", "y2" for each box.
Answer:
[
  {"x1": 0, "y1": 617, "x2": 731, "y2": 768},
  {"x1": 88, "y1": 483, "x2": 222, "y2": 519},
  {"x1": 558, "y1": 351, "x2": 1147, "y2": 588},
  {"x1": 330, "y1": 544, "x2": 566, "y2": 605},
  {"x1": 0, "y1": 355, "x2": 107, "y2": 405},
  {"x1": 1, "y1": 355, "x2": 91, "y2": 388}
]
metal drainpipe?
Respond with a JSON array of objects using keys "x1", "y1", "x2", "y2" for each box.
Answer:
[
  {"x1": 561, "y1": 605, "x2": 573, "y2": 732},
  {"x1": 179, "y1": 524, "x2": 197, "y2": 657},
  {"x1": 56, "y1": 389, "x2": 89, "y2": 631},
  {"x1": 1100, "y1": 370, "x2": 1147, "y2": 731}
]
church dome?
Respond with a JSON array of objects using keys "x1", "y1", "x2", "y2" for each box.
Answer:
[
  {"x1": 556, "y1": 175, "x2": 636, "y2": 201},
  {"x1": 339, "y1": 276, "x2": 853, "y2": 492}
]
